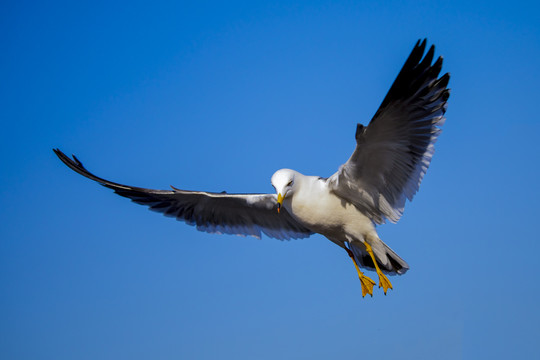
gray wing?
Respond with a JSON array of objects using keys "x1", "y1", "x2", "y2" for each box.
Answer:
[
  {"x1": 53, "y1": 149, "x2": 313, "y2": 240},
  {"x1": 328, "y1": 39, "x2": 450, "y2": 224}
]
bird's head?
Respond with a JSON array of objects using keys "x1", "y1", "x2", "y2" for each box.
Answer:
[{"x1": 271, "y1": 169, "x2": 296, "y2": 213}]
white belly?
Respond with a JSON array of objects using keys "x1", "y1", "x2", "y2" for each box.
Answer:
[{"x1": 282, "y1": 177, "x2": 375, "y2": 241}]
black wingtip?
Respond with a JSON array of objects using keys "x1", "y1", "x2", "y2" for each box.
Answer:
[
  {"x1": 355, "y1": 124, "x2": 365, "y2": 141},
  {"x1": 417, "y1": 38, "x2": 427, "y2": 53},
  {"x1": 437, "y1": 72, "x2": 451, "y2": 88},
  {"x1": 422, "y1": 45, "x2": 435, "y2": 65},
  {"x1": 442, "y1": 88, "x2": 451, "y2": 101},
  {"x1": 72, "y1": 154, "x2": 83, "y2": 167},
  {"x1": 53, "y1": 148, "x2": 148, "y2": 194},
  {"x1": 53, "y1": 148, "x2": 84, "y2": 170},
  {"x1": 53, "y1": 148, "x2": 111, "y2": 187}
]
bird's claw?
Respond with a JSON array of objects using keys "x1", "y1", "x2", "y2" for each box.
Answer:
[
  {"x1": 377, "y1": 272, "x2": 393, "y2": 295},
  {"x1": 359, "y1": 273, "x2": 376, "y2": 297}
]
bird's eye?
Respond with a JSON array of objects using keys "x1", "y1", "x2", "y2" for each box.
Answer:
[{"x1": 287, "y1": 180, "x2": 293, "y2": 187}]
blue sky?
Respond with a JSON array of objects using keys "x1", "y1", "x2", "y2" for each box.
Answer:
[{"x1": 1, "y1": 1, "x2": 539, "y2": 359}]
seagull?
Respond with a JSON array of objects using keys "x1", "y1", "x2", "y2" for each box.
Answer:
[{"x1": 54, "y1": 39, "x2": 450, "y2": 297}]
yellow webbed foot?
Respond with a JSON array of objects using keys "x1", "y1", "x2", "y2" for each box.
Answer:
[
  {"x1": 377, "y1": 271, "x2": 393, "y2": 295},
  {"x1": 359, "y1": 273, "x2": 376, "y2": 297},
  {"x1": 363, "y1": 241, "x2": 394, "y2": 295},
  {"x1": 346, "y1": 247, "x2": 376, "y2": 297}
]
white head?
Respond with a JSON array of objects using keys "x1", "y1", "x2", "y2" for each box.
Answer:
[{"x1": 271, "y1": 169, "x2": 297, "y2": 213}]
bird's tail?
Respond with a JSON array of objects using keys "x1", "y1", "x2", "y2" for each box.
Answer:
[{"x1": 350, "y1": 239, "x2": 409, "y2": 275}]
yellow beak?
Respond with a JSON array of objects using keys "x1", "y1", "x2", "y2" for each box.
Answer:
[{"x1": 277, "y1": 193, "x2": 283, "y2": 213}]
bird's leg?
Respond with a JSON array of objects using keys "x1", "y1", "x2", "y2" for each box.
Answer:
[
  {"x1": 363, "y1": 242, "x2": 393, "y2": 295},
  {"x1": 345, "y1": 248, "x2": 375, "y2": 297}
]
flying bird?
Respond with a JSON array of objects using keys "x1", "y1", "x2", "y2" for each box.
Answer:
[{"x1": 54, "y1": 39, "x2": 450, "y2": 297}]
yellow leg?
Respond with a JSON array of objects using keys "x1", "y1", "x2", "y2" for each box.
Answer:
[
  {"x1": 345, "y1": 248, "x2": 375, "y2": 297},
  {"x1": 364, "y1": 242, "x2": 393, "y2": 295}
]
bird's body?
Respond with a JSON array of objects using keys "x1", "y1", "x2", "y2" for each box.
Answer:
[
  {"x1": 54, "y1": 39, "x2": 449, "y2": 297},
  {"x1": 272, "y1": 169, "x2": 408, "y2": 295},
  {"x1": 274, "y1": 170, "x2": 375, "y2": 248}
]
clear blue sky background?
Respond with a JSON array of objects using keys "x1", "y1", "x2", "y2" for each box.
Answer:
[{"x1": 1, "y1": 1, "x2": 539, "y2": 359}]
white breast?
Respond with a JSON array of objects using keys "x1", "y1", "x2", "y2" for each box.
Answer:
[{"x1": 283, "y1": 176, "x2": 372, "y2": 237}]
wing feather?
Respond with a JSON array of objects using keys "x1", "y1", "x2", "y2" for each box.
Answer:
[
  {"x1": 53, "y1": 149, "x2": 312, "y2": 240},
  {"x1": 328, "y1": 39, "x2": 450, "y2": 224}
]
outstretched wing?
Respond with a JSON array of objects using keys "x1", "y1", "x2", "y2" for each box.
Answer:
[
  {"x1": 54, "y1": 149, "x2": 313, "y2": 240},
  {"x1": 328, "y1": 39, "x2": 450, "y2": 224}
]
